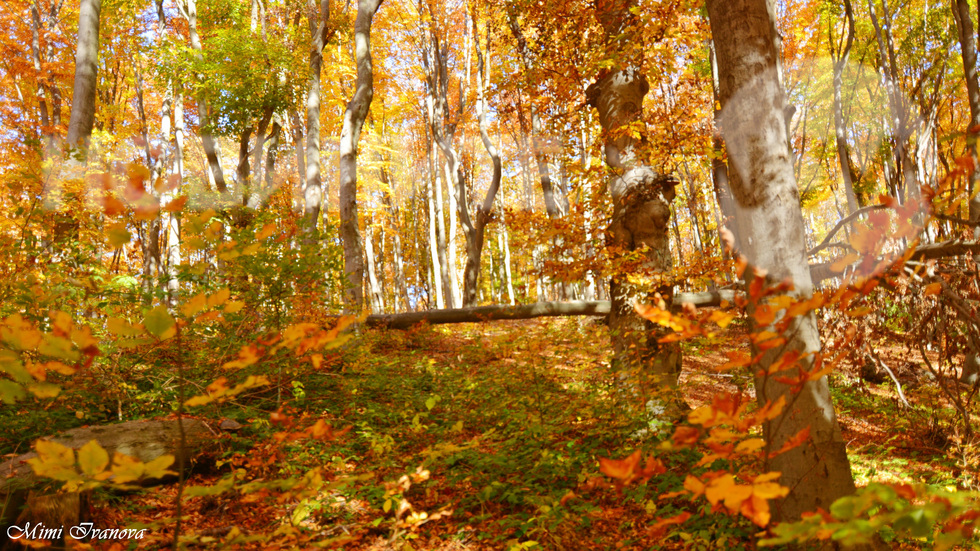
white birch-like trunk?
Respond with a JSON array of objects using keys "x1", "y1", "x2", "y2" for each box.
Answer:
[
  {"x1": 338, "y1": 0, "x2": 382, "y2": 312},
  {"x1": 707, "y1": 0, "x2": 860, "y2": 523}
]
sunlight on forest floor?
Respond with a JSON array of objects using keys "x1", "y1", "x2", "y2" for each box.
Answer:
[{"x1": 87, "y1": 318, "x2": 970, "y2": 550}]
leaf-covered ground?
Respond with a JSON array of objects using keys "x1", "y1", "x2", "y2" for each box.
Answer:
[{"x1": 84, "y1": 318, "x2": 971, "y2": 550}]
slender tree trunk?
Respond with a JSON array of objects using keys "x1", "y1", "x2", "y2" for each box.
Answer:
[
  {"x1": 586, "y1": 0, "x2": 682, "y2": 409},
  {"x1": 177, "y1": 0, "x2": 227, "y2": 192},
  {"x1": 831, "y1": 0, "x2": 860, "y2": 214},
  {"x1": 338, "y1": 0, "x2": 382, "y2": 312},
  {"x1": 304, "y1": 0, "x2": 333, "y2": 232},
  {"x1": 445, "y1": 160, "x2": 462, "y2": 307},
  {"x1": 365, "y1": 220, "x2": 384, "y2": 313},
  {"x1": 426, "y1": 143, "x2": 445, "y2": 309},
  {"x1": 953, "y1": 0, "x2": 980, "y2": 231},
  {"x1": 459, "y1": 17, "x2": 503, "y2": 306},
  {"x1": 707, "y1": 0, "x2": 860, "y2": 523},
  {"x1": 66, "y1": 0, "x2": 101, "y2": 150},
  {"x1": 378, "y1": 163, "x2": 410, "y2": 312}
]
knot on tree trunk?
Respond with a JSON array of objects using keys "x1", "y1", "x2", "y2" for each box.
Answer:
[{"x1": 608, "y1": 170, "x2": 678, "y2": 251}]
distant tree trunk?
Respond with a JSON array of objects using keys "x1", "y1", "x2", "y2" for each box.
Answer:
[
  {"x1": 953, "y1": 0, "x2": 980, "y2": 231},
  {"x1": 290, "y1": 109, "x2": 306, "y2": 207},
  {"x1": 365, "y1": 220, "x2": 385, "y2": 313},
  {"x1": 831, "y1": 0, "x2": 860, "y2": 214},
  {"x1": 459, "y1": 17, "x2": 503, "y2": 307},
  {"x1": 425, "y1": 144, "x2": 445, "y2": 308},
  {"x1": 378, "y1": 162, "x2": 410, "y2": 311},
  {"x1": 709, "y1": 39, "x2": 736, "y2": 252},
  {"x1": 65, "y1": 0, "x2": 101, "y2": 150},
  {"x1": 868, "y1": 0, "x2": 916, "y2": 203},
  {"x1": 423, "y1": 28, "x2": 458, "y2": 308},
  {"x1": 31, "y1": 1, "x2": 64, "y2": 155},
  {"x1": 338, "y1": 0, "x2": 382, "y2": 312},
  {"x1": 445, "y1": 160, "x2": 462, "y2": 307},
  {"x1": 304, "y1": 0, "x2": 333, "y2": 232},
  {"x1": 586, "y1": 0, "x2": 682, "y2": 409},
  {"x1": 265, "y1": 121, "x2": 282, "y2": 190},
  {"x1": 177, "y1": 0, "x2": 226, "y2": 192},
  {"x1": 707, "y1": 0, "x2": 860, "y2": 523},
  {"x1": 507, "y1": 15, "x2": 560, "y2": 219}
]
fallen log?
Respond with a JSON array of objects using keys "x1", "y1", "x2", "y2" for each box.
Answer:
[
  {"x1": 1, "y1": 418, "x2": 226, "y2": 546},
  {"x1": 364, "y1": 291, "x2": 739, "y2": 330}
]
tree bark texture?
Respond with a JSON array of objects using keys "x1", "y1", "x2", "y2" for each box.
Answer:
[
  {"x1": 304, "y1": 0, "x2": 333, "y2": 232},
  {"x1": 65, "y1": 0, "x2": 101, "y2": 149},
  {"x1": 362, "y1": 292, "x2": 736, "y2": 329},
  {"x1": 953, "y1": 0, "x2": 980, "y2": 231},
  {"x1": 338, "y1": 0, "x2": 382, "y2": 312},
  {"x1": 707, "y1": 0, "x2": 858, "y2": 523},
  {"x1": 586, "y1": 58, "x2": 682, "y2": 405}
]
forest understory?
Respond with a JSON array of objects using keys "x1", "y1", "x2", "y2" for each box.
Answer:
[{"x1": 44, "y1": 316, "x2": 971, "y2": 551}]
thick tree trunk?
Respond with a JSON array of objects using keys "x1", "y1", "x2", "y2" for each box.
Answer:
[
  {"x1": 65, "y1": 0, "x2": 101, "y2": 150},
  {"x1": 707, "y1": 0, "x2": 859, "y2": 523},
  {"x1": 338, "y1": 0, "x2": 382, "y2": 312},
  {"x1": 586, "y1": 65, "x2": 683, "y2": 408}
]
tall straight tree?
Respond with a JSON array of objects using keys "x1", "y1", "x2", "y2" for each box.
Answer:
[
  {"x1": 706, "y1": 0, "x2": 860, "y2": 523},
  {"x1": 338, "y1": 0, "x2": 383, "y2": 312},
  {"x1": 304, "y1": 0, "x2": 335, "y2": 233},
  {"x1": 176, "y1": 0, "x2": 227, "y2": 191},
  {"x1": 953, "y1": 0, "x2": 980, "y2": 230},
  {"x1": 65, "y1": 0, "x2": 100, "y2": 150},
  {"x1": 586, "y1": 0, "x2": 682, "y2": 408}
]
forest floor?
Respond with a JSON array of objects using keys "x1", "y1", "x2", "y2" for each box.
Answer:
[{"x1": 83, "y1": 317, "x2": 974, "y2": 550}]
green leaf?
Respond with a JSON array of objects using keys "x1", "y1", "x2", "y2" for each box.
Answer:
[
  {"x1": 143, "y1": 306, "x2": 175, "y2": 340},
  {"x1": 0, "y1": 380, "x2": 26, "y2": 404}
]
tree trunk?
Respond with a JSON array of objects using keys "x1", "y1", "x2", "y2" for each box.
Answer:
[
  {"x1": 706, "y1": 0, "x2": 859, "y2": 523},
  {"x1": 953, "y1": 0, "x2": 980, "y2": 233},
  {"x1": 365, "y1": 220, "x2": 384, "y2": 313},
  {"x1": 378, "y1": 163, "x2": 410, "y2": 311},
  {"x1": 65, "y1": 0, "x2": 101, "y2": 150},
  {"x1": 425, "y1": 147, "x2": 445, "y2": 309},
  {"x1": 304, "y1": 0, "x2": 333, "y2": 232},
  {"x1": 179, "y1": 0, "x2": 227, "y2": 192},
  {"x1": 338, "y1": 0, "x2": 382, "y2": 312},
  {"x1": 585, "y1": 3, "x2": 683, "y2": 408},
  {"x1": 832, "y1": 0, "x2": 860, "y2": 215}
]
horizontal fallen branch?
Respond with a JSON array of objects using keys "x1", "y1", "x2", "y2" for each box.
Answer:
[{"x1": 365, "y1": 291, "x2": 739, "y2": 329}]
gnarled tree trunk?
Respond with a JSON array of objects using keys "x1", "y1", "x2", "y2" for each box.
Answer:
[{"x1": 586, "y1": 0, "x2": 682, "y2": 411}]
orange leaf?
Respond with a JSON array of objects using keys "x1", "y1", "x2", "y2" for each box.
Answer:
[{"x1": 599, "y1": 450, "x2": 641, "y2": 481}]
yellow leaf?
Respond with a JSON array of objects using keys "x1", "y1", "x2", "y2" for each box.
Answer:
[
  {"x1": 77, "y1": 440, "x2": 109, "y2": 476},
  {"x1": 107, "y1": 222, "x2": 131, "y2": 248},
  {"x1": 923, "y1": 282, "x2": 942, "y2": 296},
  {"x1": 107, "y1": 317, "x2": 143, "y2": 337},
  {"x1": 110, "y1": 452, "x2": 145, "y2": 484},
  {"x1": 224, "y1": 301, "x2": 245, "y2": 314},
  {"x1": 208, "y1": 288, "x2": 231, "y2": 308},
  {"x1": 181, "y1": 293, "x2": 209, "y2": 318},
  {"x1": 143, "y1": 455, "x2": 175, "y2": 479},
  {"x1": 830, "y1": 253, "x2": 859, "y2": 273},
  {"x1": 27, "y1": 383, "x2": 60, "y2": 398},
  {"x1": 734, "y1": 438, "x2": 766, "y2": 455}
]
